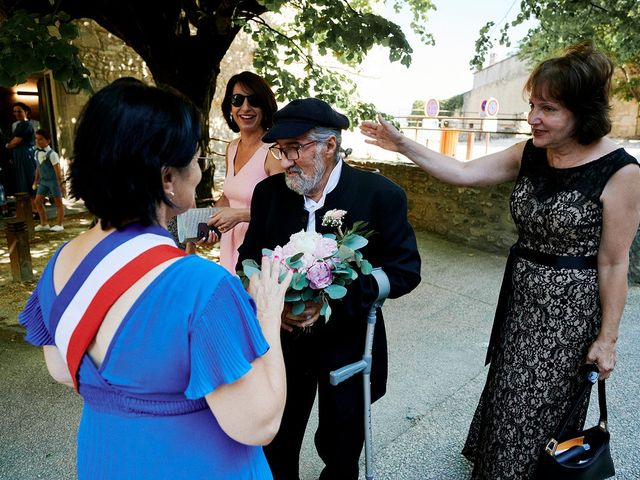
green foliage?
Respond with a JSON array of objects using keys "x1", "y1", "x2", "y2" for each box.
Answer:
[
  {"x1": 0, "y1": 9, "x2": 91, "y2": 92},
  {"x1": 472, "y1": 0, "x2": 640, "y2": 103},
  {"x1": 250, "y1": 0, "x2": 435, "y2": 126},
  {"x1": 324, "y1": 284, "x2": 347, "y2": 299},
  {"x1": 408, "y1": 99, "x2": 424, "y2": 126},
  {"x1": 0, "y1": 0, "x2": 436, "y2": 121},
  {"x1": 440, "y1": 93, "x2": 463, "y2": 113}
]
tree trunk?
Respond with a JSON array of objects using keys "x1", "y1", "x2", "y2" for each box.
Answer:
[
  {"x1": 7, "y1": 0, "x2": 266, "y2": 198},
  {"x1": 70, "y1": 1, "x2": 244, "y2": 200}
]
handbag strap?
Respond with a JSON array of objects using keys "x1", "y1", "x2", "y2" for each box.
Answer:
[
  {"x1": 597, "y1": 378, "x2": 608, "y2": 427},
  {"x1": 545, "y1": 364, "x2": 608, "y2": 454}
]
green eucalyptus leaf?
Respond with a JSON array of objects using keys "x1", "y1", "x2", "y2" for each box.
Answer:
[
  {"x1": 285, "y1": 291, "x2": 302, "y2": 302},
  {"x1": 324, "y1": 284, "x2": 347, "y2": 299},
  {"x1": 343, "y1": 234, "x2": 368, "y2": 250},
  {"x1": 360, "y1": 260, "x2": 373, "y2": 275},
  {"x1": 292, "y1": 272, "x2": 309, "y2": 290},
  {"x1": 292, "y1": 301, "x2": 305, "y2": 316},
  {"x1": 288, "y1": 259, "x2": 303, "y2": 269},
  {"x1": 337, "y1": 245, "x2": 355, "y2": 260},
  {"x1": 321, "y1": 300, "x2": 332, "y2": 322},
  {"x1": 241, "y1": 259, "x2": 261, "y2": 279}
]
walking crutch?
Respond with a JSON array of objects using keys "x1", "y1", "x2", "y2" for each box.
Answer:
[{"x1": 329, "y1": 268, "x2": 390, "y2": 480}]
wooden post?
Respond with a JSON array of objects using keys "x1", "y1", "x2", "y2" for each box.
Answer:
[
  {"x1": 466, "y1": 132, "x2": 474, "y2": 160},
  {"x1": 5, "y1": 219, "x2": 34, "y2": 282},
  {"x1": 14, "y1": 192, "x2": 35, "y2": 240}
]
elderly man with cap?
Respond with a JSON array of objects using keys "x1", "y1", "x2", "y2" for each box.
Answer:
[{"x1": 237, "y1": 98, "x2": 421, "y2": 480}]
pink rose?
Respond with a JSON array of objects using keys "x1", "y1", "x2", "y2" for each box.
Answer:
[
  {"x1": 314, "y1": 237, "x2": 338, "y2": 259},
  {"x1": 307, "y1": 261, "x2": 333, "y2": 289}
]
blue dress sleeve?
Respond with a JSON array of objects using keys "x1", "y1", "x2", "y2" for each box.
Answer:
[
  {"x1": 13, "y1": 120, "x2": 33, "y2": 139},
  {"x1": 18, "y1": 283, "x2": 55, "y2": 346},
  {"x1": 184, "y1": 275, "x2": 270, "y2": 400}
]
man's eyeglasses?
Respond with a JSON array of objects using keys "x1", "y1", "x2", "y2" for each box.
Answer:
[
  {"x1": 230, "y1": 93, "x2": 260, "y2": 108},
  {"x1": 269, "y1": 141, "x2": 318, "y2": 161}
]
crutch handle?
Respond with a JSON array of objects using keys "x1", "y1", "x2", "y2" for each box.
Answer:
[
  {"x1": 329, "y1": 360, "x2": 368, "y2": 385},
  {"x1": 371, "y1": 268, "x2": 390, "y2": 305}
]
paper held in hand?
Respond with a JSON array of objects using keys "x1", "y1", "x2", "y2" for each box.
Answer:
[{"x1": 176, "y1": 207, "x2": 218, "y2": 243}]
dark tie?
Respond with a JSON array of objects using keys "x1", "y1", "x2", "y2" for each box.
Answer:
[{"x1": 36, "y1": 148, "x2": 46, "y2": 152}]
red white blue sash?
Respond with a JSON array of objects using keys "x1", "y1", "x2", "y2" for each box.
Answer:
[{"x1": 51, "y1": 226, "x2": 185, "y2": 390}]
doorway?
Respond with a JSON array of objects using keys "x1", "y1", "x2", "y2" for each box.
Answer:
[{"x1": 0, "y1": 73, "x2": 58, "y2": 198}]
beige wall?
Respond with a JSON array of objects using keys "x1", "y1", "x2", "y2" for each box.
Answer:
[
  {"x1": 463, "y1": 56, "x2": 530, "y2": 119},
  {"x1": 462, "y1": 55, "x2": 640, "y2": 139},
  {"x1": 610, "y1": 96, "x2": 640, "y2": 137}
]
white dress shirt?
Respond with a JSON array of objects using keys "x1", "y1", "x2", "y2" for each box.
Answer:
[{"x1": 303, "y1": 159, "x2": 343, "y2": 232}]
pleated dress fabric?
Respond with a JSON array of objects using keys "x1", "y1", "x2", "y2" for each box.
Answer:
[{"x1": 19, "y1": 224, "x2": 273, "y2": 479}]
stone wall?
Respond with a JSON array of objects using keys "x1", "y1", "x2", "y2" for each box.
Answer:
[
  {"x1": 351, "y1": 158, "x2": 640, "y2": 284},
  {"x1": 610, "y1": 97, "x2": 640, "y2": 138},
  {"x1": 53, "y1": 20, "x2": 254, "y2": 166}
]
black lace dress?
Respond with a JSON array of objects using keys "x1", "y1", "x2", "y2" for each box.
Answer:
[{"x1": 462, "y1": 140, "x2": 639, "y2": 479}]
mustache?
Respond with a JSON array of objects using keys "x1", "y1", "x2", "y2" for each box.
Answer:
[{"x1": 287, "y1": 166, "x2": 303, "y2": 174}]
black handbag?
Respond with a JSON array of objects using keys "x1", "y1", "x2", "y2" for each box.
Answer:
[{"x1": 535, "y1": 364, "x2": 615, "y2": 480}]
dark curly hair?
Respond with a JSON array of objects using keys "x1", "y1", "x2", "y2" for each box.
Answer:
[
  {"x1": 69, "y1": 78, "x2": 202, "y2": 229},
  {"x1": 221, "y1": 71, "x2": 277, "y2": 133},
  {"x1": 524, "y1": 41, "x2": 615, "y2": 145}
]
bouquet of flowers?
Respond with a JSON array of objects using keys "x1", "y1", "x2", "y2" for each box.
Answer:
[{"x1": 239, "y1": 209, "x2": 374, "y2": 322}]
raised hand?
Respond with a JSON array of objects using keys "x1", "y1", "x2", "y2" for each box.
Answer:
[
  {"x1": 249, "y1": 256, "x2": 293, "y2": 335},
  {"x1": 360, "y1": 115, "x2": 405, "y2": 152}
]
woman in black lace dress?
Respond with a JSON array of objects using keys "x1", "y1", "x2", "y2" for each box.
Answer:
[{"x1": 361, "y1": 42, "x2": 640, "y2": 479}]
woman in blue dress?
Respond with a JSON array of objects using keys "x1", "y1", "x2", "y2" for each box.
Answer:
[
  {"x1": 6, "y1": 102, "x2": 36, "y2": 195},
  {"x1": 19, "y1": 79, "x2": 292, "y2": 479}
]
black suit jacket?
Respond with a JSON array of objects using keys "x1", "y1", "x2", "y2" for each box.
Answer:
[{"x1": 238, "y1": 162, "x2": 421, "y2": 399}]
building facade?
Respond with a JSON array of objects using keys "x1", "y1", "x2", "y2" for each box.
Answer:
[{"x1": 462, "y1": 55, "x2": 640, "y2": 138}]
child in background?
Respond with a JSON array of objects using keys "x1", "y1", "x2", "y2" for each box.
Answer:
[{"x1": 33, "y1": 129, "x2": 65, "y2": 232}]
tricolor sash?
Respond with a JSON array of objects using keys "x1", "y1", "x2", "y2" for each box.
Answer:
[{"x1": 51, "y1": 224, "x2": 185, "y2": 390}]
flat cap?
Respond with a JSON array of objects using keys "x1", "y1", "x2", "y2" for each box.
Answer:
[{"x1": 262, "y1": 98, "x2": 349, "y2": 143}]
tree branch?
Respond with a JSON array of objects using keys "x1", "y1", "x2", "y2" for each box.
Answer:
[
  {"x1": 249, "y1": 15, "x2": 317, "y2": 68},
  {"x1": 339, "y1": 0, "x2": 360, "y2": 17}
]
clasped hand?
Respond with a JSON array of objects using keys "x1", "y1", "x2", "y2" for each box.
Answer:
[{"x1": 281, "y1": 301, "x2": 322, "y2": 332}]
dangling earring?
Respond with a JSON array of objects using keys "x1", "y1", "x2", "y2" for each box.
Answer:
[{"x1": 167, "y1": 191, "x2": 175, "y2": 198}]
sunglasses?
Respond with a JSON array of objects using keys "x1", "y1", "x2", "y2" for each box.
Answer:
[{"x1": 230, "y1": 93, "x2": 260, "y2": 108}]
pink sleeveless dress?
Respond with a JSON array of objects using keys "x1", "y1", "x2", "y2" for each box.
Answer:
[{"x1": 219, "y1": 138, "x2": 270, "y2": 273}]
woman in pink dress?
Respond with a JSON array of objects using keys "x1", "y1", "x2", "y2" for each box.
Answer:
[{"x1": 210, "y1": 72, "x2": 283, "y2": 273}]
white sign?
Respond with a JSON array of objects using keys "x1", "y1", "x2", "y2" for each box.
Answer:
[
  {"x1": 482, "y1": 118, "x2": 498, "y2": 133},
  {"x1": 485, "y1": 97, "x2": 499, "y2": 117},
  {"x1": 424, "y1": 98, "x2": 440, "y2": 117}
]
